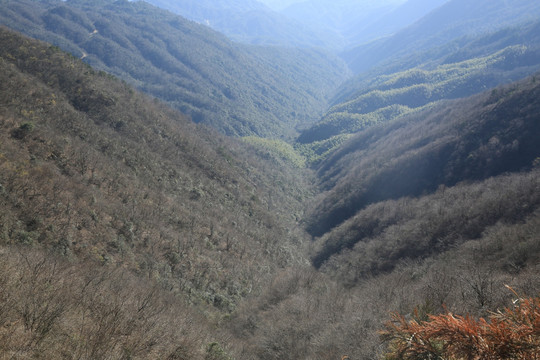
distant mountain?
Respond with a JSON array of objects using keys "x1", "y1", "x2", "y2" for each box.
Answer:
[
  {"x1": 343, "y1": 0, "x2": 540, "y2": 73},
  {"x1": 145, "y1": 0, "x2": 341, "y2": 49},
  {"x1": 0, "y1": 0, "x2": 349, "y2": 138},
  {"x1": 282, "y1": 0, "x2": 404, "y2": 47},
  {"x1": 345, "y1": 0, "x2": 449, "y2": 47},
  {"x1": 147, "y1": 0, "x2": 448, "y2": 50},
  {"x1": 297, "y1": 18, "x2": 540, "y2": 162}
]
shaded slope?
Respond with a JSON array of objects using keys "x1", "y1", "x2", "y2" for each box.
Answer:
[
  {"x1": 227, "y1": 175, "x2": 540, "y2": 359},
  {"x1": 312, "y1": 171, "x2": 540, "y2": 274},
  {"x1": 0, "y1": 0, "x2": 349, "y2": 138},
  {"x1": 305, "y1": 74, "x2": 540, "y2": 238},
  {"x1": 300, "y1": 44, "x2": 540, "y2": 144}
]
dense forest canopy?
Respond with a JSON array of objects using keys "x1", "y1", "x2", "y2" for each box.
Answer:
[
  {"x1": 0, "y1": 0, "x2": 349, "y2": 139},
  {"x1": 298, "y1": 11, "x2": 540, "y2": 163},
  {"x1": 0, "y1": 0, "x2": 539, "y2": 359}
]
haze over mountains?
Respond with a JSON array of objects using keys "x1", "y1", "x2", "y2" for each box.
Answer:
[
  {"x1": 145, "y1": 0, "x2": 449, "y2": 50},
  {"x1": 145, "y1": 0, "x2": 339, "y2": 48},
  {"x1": 1, "y1": 0, "x2": 539, "y2": 359},
  {"x1": 343, "y1": 0, "x2": 540, "y2": 73}
]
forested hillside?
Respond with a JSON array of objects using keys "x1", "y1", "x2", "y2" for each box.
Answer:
[
  {"x1": 298, "y1": 18, "x2": 540, "y2": 161},
  {"x1": 1, "y1": 1, "x2": 540, "y2": 359},
  {"x1": 224, "y1": 75, "x2": 540, "y2": 360},
  {"x1": 0, "y1": 28, "x2": 316, "y2": 357},
  {"x1": 307, "y1": 74, "x2": 540, "y2": 241},
  {"x1": 342, "y1": 0, "x2": 540, "y2": 73},
  {"x1": 0, "y1": 0, "x2": 349, "y2": 138}
]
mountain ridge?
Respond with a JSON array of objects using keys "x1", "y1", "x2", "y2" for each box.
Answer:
[
  {"x1": 0, "y1": 0, "x2": 349, "y2": 139},
  {"x1": 296, "y1": 16, "x2": 540, "y2": 163},
  {"x1": 145, "y1": 0, "x2": 341, "y2": 48},
  {"x1": 342, "y1": 0, "x2": 540, "y2": 73}
]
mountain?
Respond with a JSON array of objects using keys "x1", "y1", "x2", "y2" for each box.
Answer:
[
  {"x1": 0, "y1": 24, "x2": 316, "y2": 326},
  {"x1": 345, "y1": 0, "x2": 449, "y2": 47},
  {"x1": 2, "y1": 23, "x2": 540, "y2": 360},
  {"x1": 306, "y1": 74, "x2": 540, "y2": 238},
  {"x1": 280, "y1": 0, "x2": 449, "y2": 49},
  {"x1": 0, "y1": 0, "x2": 349, "y2": 139},
  {"x1": 145, "y1": 0, "x2": 339, "y2": 48},
  {"x1": 282, "y1": 0, "x2": 405, "y2": 48},
  {"x1": 161, "y1": 0, "x2": 446, "y2": 50},
  {"x1": 2, "y1": 2, "x2": 540, "y2": 359},
  {"x1": 221, "y1": 74, "x2": 540, "y2": 360},
  {"x1": 342, "y1": 0, "x2": 540, "y2": 73},
  {"x1": 297, "y1": 18, "x2": 540, "y2": 162}
]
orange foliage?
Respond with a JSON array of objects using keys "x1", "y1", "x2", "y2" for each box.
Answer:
[{"x1": 381, "y1": 288, "x2": 540, "y2": 359}]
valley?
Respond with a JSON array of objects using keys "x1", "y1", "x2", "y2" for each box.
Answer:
[{"x1": 0, "y1": 0, "x2": 539, "y2": 359}]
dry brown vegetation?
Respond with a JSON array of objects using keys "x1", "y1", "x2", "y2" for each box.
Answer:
[
  {"x1": 0, "y1": 248, "x2": 209, "y2": 359},
  {"x1": 381, "y1": 288, "x2": 540, "y2": 359},
  {"x1": 0, "y1": 24, "x2": 539, "y2": 360},
  {"x1": 0, "y1": 27, "x2": 310, "y2": 320}
]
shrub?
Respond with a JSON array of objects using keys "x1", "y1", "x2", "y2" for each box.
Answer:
[
  {"x1": 11, "y1": 122, "x2": 35, "y2": 139},
  {"x1": 380, "y1": 287, "x2": 540, "y2": 360}
]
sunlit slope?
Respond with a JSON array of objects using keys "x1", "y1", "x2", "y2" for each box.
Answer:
[
  {"x1": 0, "y1": 0, "x2": 349, "y2": 138},
  {"x1": 0, "y1": 28, "x2": 312, "y2": 314},
  {"x1": 298, "y1": 19, "x2": 540, "y2": 162}
]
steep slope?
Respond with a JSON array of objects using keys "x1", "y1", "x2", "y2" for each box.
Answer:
[
  {"x1": 145, "y1": 0, "x2": 338, "y2": 48},
  {"x1": 298, "y1": 19, "x2": 540, "y2": 161},
  {"x1": 2, "y1": 18, "x2": 540, "y2": 360},
  {"x1": 227, "y1": 172, "x2": 540, "y2": 359},
  {"x1": 0, "y1": 0, "x2": 349, "y2": 138},
  {"x1": 223, "y1": 75, "x2": 540, "y2": 360},
  {"x1": 0, "y1": 27, "x2": 312, "y2": 318},
  {"x1": 305, "y1": 75, "x2": 540, "y2": 238},
  {"x1": 336, "y1": 18, "x2": 540, "y2": 104},
  {"x1": 342, "y1": 0, "x2": 540, "y2": 73}
]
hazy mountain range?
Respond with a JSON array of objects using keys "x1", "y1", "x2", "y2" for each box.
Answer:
[
  {"x1": 343, "y1": 0, "x2": 540, "y2": 72},
  {"x1": 145, "y1": 0, "x2": 450, "y2": 49}
]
